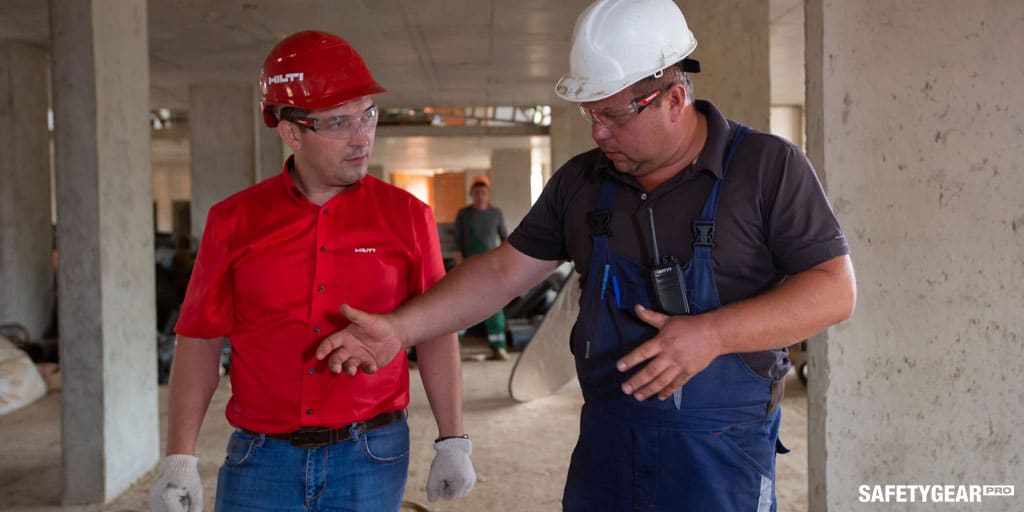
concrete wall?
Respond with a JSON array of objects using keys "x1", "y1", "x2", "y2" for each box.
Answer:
[
  {"x1": 49, "y1": 0, "x2": 159, "y2": 503},
  {"x1": 806, "y1": 1, "x2": 1024, "y2": 510},
  {"x1": 489, "y1": 148, "x2": 532, "y2": 230},
  {"x1": 0, "y1": 42, "x2": 53, "y2": 338},
  {"x1": 681, "y1": 0, "x2": 770, "y2": 131}
]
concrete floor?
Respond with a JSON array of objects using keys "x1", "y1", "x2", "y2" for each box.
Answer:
[{"x1": 0, "y1": 339, "x2": 808, "y2": 511}]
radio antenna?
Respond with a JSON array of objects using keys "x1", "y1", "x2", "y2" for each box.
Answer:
[{"x1": 648, "y1": 208, "x2": 660, "y2": 264}]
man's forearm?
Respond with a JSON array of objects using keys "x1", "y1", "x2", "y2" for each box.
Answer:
[
  {"x1": 395, "y1": 243, "x2": 559, "y2": 347},
  {"x1": 165, "y1": 336, "x2": 226, "y2": 455},
  {"x1": 416, "y1": 333, "x2": 464, "y2": 438},
  {"x1": 710, "y1": 255, "x2": 856, "y2": 354}
]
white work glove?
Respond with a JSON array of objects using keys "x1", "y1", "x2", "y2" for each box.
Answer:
[
  {"x1": 148, "y1": 454, "x2": 202, "y2": 512},
  {"x1": 426, "y1": 437, "x2": 476, "y2": 502}
]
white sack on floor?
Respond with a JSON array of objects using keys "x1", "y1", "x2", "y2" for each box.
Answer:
[{"x1": 0, "y1": 335, "x2": 47, "y2": 415}]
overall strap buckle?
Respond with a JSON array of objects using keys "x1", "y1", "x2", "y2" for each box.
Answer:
[
  {"x1": 693, "y1": 220, "x2": 715, "y2": 247},
  {"x1": 589, "y1": 210, "x2": 611, "y2": 238}
]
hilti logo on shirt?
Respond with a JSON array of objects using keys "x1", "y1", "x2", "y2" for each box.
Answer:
[
  {"x1": 354, "y1": 248, "x2": 376, "y2": 253},
  {"x1": 267, "y1": 72, "x2": 303, "y2": 84}
]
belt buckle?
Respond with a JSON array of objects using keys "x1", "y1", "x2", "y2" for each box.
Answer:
[{"x1": 289, "y1": 427, "x2": 331, "y2": 448}]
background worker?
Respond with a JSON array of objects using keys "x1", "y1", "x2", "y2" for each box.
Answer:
[
  {"x1": 148, "y1": 31, "x2": 475, "y2": 512},
  {"x1": 315, "y1": 0, "x2": 856, "y2": 509},
  {"x1": 452, "y1": 176, "x2": 510, "y2": 360}
]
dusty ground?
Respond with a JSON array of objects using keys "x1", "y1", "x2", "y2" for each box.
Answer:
[{"x1": 0, "y1": 338, "x2": 808, "y2": 511}]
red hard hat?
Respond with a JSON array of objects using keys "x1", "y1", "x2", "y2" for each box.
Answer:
[{"x1": 259, "y1": 31, "x2": 386, "y2": 127}]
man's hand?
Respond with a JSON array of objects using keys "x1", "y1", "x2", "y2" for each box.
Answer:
[
  {"x1": 426, "y1": 437, "x2": 476, "y2": 501},
  {"x1": 315, "y1": 304, "x2": 404, "y2": 375},
  {"x1": 615, "y1": 304, "x2": 723, "y2": 401},
  {"x1": 148, "y1": 454, "x2": 202, "y2": 512}
]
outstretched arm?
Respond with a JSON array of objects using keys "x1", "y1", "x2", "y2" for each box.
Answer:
[
  {"x1": 617, "y1": 254, "x2": 856, "y2": 401},
  {"x1": 416, "y1": 333, "x2": 463, "y2": 438},
  {"x1": 316, "y1": 243, "x2": 559, "y2": 375}
]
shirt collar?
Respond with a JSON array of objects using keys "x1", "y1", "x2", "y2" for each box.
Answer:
[
  {"x1": 693, "y1": 100, "x2": 732, "y2": 180},
  {"x1": 596, "y1": 154, "x2": 641, "y2": 190},
  {"x1": 280, "y1": 156, "x2": 305, "y2": 203}
]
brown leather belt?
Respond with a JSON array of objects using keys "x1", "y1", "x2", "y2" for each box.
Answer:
[{"x1": 241, "y1": 409, "x2": 407, "y2": 448}]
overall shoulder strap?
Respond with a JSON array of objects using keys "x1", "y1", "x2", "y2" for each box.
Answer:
[
  {"x1": 693, "y1": 123, "x2": 751, "y2": 249},
  {"x1": 588, "y1": 178, "x2": 617, "y2": 240}
]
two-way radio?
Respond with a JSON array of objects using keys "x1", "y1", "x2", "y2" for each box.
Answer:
[{"x1": 648, "y1": 208, "x2": 690, "y2": 315}]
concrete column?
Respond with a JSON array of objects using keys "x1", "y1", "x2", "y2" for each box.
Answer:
[
  {"x1": 489, "y1": 149, "x2": 532, "y2": 229},
  {"x1": 806, "y1": 1, "x2": 1024, "y2": 510},
  {"x1": 189, "y1": 83, "x2": 256, "y2": 239},
  {"x1": 548, "y1": 106, "x2": 593, "y2": 180},
  {"x1": 49, "y1": 0, "x2": 158, "y2": 503},
  {"x1": 680, "y1": 0, "x2": 770, "y2": 130},
  {"x1": 0, "y1": 43, "x2": 53, "y2": 339}
]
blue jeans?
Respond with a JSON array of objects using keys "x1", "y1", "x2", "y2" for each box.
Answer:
[{"x1": 214, "y1": 419, "x2": 410, "y2": 512}]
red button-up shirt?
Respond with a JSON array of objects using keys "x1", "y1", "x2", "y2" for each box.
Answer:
[{"x1": 176, "y1": 163, "x2": 445, "y2": 433}]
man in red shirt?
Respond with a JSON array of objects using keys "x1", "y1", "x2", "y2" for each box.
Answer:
[{"x1": 148, "y1": 31, "x2": 474, "y2": 512}]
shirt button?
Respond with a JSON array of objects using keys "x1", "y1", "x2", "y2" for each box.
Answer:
[
  {"x1": 318, "y1": 285, "x2": 325, "y2": 292},
  {"x1": 320, "y1": 245, "x2": 327, "y2": 252},
  {"x1": 306, "y1": 409, "x2": 313, "y2": 415},
  {"x1": 641, "y1": 193, "x2": 648, "y2": 200},
  {"x1": 323, "y1": 209, "x2": 329, "y2": 215},
  {"x1": 308, "y1": 368, "x2": 315, "y2": 375},
  {"x1": 313, "y1": 326, "x2": 321, "y2": 333}
]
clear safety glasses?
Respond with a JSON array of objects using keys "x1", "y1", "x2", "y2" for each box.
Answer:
[
  {"x1": 579, "y1": 82, "x2": 676, "y2": 127},
  {"x1": 291, "y1": 104, "x2": 379, "y2": 139}
]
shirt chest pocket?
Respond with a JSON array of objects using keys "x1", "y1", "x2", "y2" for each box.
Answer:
[{"x1": 328, "y1": 250, "x2": 408, "y2": 314}]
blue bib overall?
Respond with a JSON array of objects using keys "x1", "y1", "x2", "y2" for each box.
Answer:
[{"x1": 564, "y1": 125, "x2": 783, "y2": 512}]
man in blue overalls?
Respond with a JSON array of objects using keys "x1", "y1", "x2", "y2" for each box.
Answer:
[{"x1": 315, "y1": 0, "x2": 857, "y2": 509}]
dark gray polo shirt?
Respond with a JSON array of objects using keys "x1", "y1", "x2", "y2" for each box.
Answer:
[
  {"x1": 508, "y1": 100, "x2": 849, "y2": 379},
  {"x1": 453, "y1": 205, "x2": 508, "y2": 256}
]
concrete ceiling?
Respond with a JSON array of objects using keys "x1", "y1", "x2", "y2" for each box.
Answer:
[
  {"x1": 3, "y1": 1, "x2": 804, "y2": 174},
  {"x1": 0, "y1": 0, "x2": 805, "y2": 110}
]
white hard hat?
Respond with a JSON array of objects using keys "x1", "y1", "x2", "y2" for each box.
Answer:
[{"x1": 555, "y1": 0, "x2": 698, "y2": 103}]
